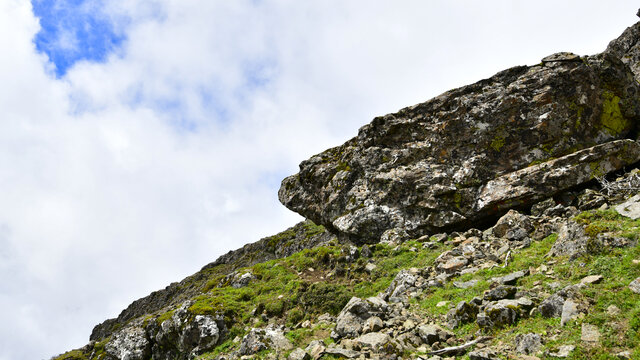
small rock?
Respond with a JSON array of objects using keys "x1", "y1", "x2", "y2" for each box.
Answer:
[
  {"x1": 496, "y1": 270, "x2": 528, "y2": 285},
  {"x1": 515, "y1": 333, "x2": 542, "y2": 355},
  {"x1": 616, "y1": 350, "x2": 632, "y2": 359},
  {"x1": 360, "y1": 245, "x2": 372, "y2": 258},
  {"x1": 288, "y1": 348, "x2": 310, "y2": 360},
  {"x1": 581, "y1": 323, "x2": 600, "y2": 344},
  {"x1": 579, "y1": 275, "x2": 603, "y2": 286},
  {"x1": 615, "y1": 194, "x2": 640, "y2": 219},
  {"x1": 322, "y1": 347, "x2": 360, "y2": 358},
  {"x1": 548, "y1": 345, "x2": 575, "y2": 358},
  {"x1": 363, "y1": 316, "x2": 384, "y2": 333},
  {"x1": 469, "y1": 348, "x2": 500, "y2": 360},
  {"x1": 453, "y1": 279, "x2": 478, "y2": 289},
  {"x1": 354, "y1": 332, "x2": 396, "y2": 353},
  {"x1": 440, "y1": 257, "x2": 468, "y2": 273},
  {"x1": 364, "y1": 263, "x2": 377, "y2": 273},
  {"x1": 607, "y1": 305, "x2": 621, "y2": 316},
  {"x1": 539, "y1": 294, "x2": 565, "y2": 318},
  {"x1": 560, "y1": 300, "x2": 579, "y2": 326},
  {"x1": 632, "y1": 259, "x2": 640, "y2": 265},
  {"x1": 436, "y1": 301, "x2": 449, "y2": 308},
  {"x1": 484, "y1": 285, "x2": 517, "y2": 301},
  {"x1": 629, "y1": 277, "x2": 640, "y2": 294}
]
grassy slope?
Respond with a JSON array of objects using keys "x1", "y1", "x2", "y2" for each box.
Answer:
[{"x1": 54, "y1": 208, "x2": 640, "y2": 360}]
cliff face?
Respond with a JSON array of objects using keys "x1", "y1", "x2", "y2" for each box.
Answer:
[{"x1": 54, "y1": 14, "x2": 640, "y2": 360}]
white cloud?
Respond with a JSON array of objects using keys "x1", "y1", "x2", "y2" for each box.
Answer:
[{"x1": 0, "y1": 0, "x2": 638, "y2": 359}]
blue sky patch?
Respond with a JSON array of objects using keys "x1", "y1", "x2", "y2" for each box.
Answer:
[{"x1": 31, "y1": 0, "x2": 125, "y2": 77}]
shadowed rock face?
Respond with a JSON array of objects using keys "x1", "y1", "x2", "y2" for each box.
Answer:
[{"x1": 279, "y1": 23, "x2": 640, "y2": 243}]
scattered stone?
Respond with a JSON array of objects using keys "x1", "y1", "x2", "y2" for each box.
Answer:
[
  {"x1": 629, "y1": 277, "x2": 640, "y2": 294},
  {"x1": 616, "y1": 350, "x2": 632, "y2": 359},
  {"x1": 615, "y1": 194, "x2": 640, "y2": 219},
  {"x1": 548, "y1": 345, "x2": 575, "y2": 358},
  {"x1": 607, "y1": 305, "x2": 621, "y2": 316},
  {"x1": 305, "y1": 340, "x2": 326, "y2": 359},
  {"x1": 579, "y1": 275, "x2": 603, "y2": 286},
  {"x1": 469, "y1": 348, "x2": 500, "y2": 360},
  {"x1": 581, "y1": 323, "x2": 600, "y2": 344},
  {"x1": 480, "y1": 301, "x2": 518, "y2": 328},
  {"x1": 288, "y1": 348, "x2": 310, "y2": 360},
  {"x1": 322, "y1": 347, "x2": 360, "y2": 358},
  {"x1": 560, "y1": 300, "x2": 579, "y2": 326},
  {"x1": 363, "y1": 316, "x2": 384, "y2": 334},
  {"x1": 515, "y1": 333, "x2": 542, "y2": 355},
  {"x1": 491, "y1": 210, "x2": 533, "y2": 238},
  {"x1": 453, "y1": 279, "x2": 478, "y2": 289},
  {"x1": 439, "y1": 257, "x2": 469, "y2": 273},
  {"x1": 547, "y1": 221, "x2": 591, "y2": 259},
  {"x1": 354, "y1": 332, "x2": 397, "y2": 353},
  {"x1": 484, "y1": 285, "x2": 517, "y2": 301},
  {"x1": 231, "y1": 272, "x2": 256, "y2": 288},
  {"x1": 539, "y1": 294, "x2": 565, "y2": 318},
  {"x1": 361, "y1": 245, "x2": 372, "y2": 258},
  {"x1": 494, "y1": 270, "x2": 528, "y2": 285},
  {"x1": 334, "y1": 297, "x2": 388, "y2": 338},
  {"x1": 436, "y1": 301, "x2": 449, "y2": 308},
  {"x1": 446, "y1": 301, "x2": 479, "y2": 328},
  {"x1": 364, "y1": 263, "x2": 377, "y2": 273}
]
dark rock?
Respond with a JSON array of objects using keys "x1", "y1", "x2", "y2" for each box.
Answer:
[
  {"x1": 538, "y1": 294, "x2": 565, "y2": 318},
  {"x1": 484, "y1": 285, "x2": 517, "y2": 301},
  {"x1": 360, "y1": 245, "x2": 372, "y2": 258},
  {"x1": 492, "y1": 210, "x2": 533, "y2": 238},
  {"x1": 495, "y1": 270, "x2": 529, "y2": 285},
  {"x1": 531, "y1": 198, "x2": 556, "y2": 216},
  {"x1": 446, "y1": 301, "x2": 479, "y2": 328}
]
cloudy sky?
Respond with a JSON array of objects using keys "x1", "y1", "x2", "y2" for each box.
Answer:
[{"x1": 1, "y1": 1, "x2": 638, "y2": 359}]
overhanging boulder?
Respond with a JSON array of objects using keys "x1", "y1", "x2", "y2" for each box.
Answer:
[{"x1": 279, "y1": 26, "x2": 640, "y2": 243}]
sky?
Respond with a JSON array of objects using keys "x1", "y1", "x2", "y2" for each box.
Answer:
[{"x1": 0, "y1": 1, "x2": 638, "y2": 359}]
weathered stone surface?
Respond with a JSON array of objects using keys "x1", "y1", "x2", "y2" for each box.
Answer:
[
  {"x1": 581, "y1": 323, "x2": 601, "y2": 344},
  {"x1": 288, "y1": 348, "x2": 311, "y2": 360},
  {"x1": 105, "y1": 327, "x2": 151, "y2": 360},
  {"x1": 604, "y1": 20, "x2": 640, "y2": 83},
  {"x1": 239, "y1": 327, "x2": 293, "y2": 355},
  {"x1": 484, "y1": 285, "x2": 517, "y2": 301},
  {"x1": 446, "y1": 300, "x2": 479, "y2": 328},
  {"x1": 334, "y1": 297, "x2": 388, "y2": 338},
  {"x1": 629, "y1": 277, "x2": 640, "y2": 294},
  {"x1": 549, "y1": 345, "x2": 575, "y2": 358},
  {"x1": 615, "y1": 194, "x2": 640, "y2": 219},
  {"x1": 547, "y1": 221, "x2": 591, "y2": 259},
  {"x1": 354, "y1": 332, "x2": 397, "y2": 353},
  {"x1": 560, "y1": 300, "x2": 579, "y2": 326},
  {"x1": 515, "y1": 333, "x2": 542, "y2": 355},
  {"x1": 469, "y1": 348, "x2": 500, "y2": 360},
  {"x1": 279, "y1": 42, "x2": 640, "y2": 243}
]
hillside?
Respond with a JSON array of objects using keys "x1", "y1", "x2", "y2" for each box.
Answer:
[{"x1": 54, "y1": 11, "x2": 640, "y2": 360}]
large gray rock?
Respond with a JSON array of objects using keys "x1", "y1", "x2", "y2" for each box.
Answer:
[
  {"x1": 547, "y1": 221, "x2": 591, "y2": 259},
  {"x1": 615, "y1": 195, "x2": 640, "y2": 220},
  {"x1": 515, "y1": 333, "x2": 542, "y2": 355},
  {"x1": 105, "y1": 327, "x2": 151, "y2": 360},
  {"x1": 279, "y1": 32, "x2": 640, "y2": 243},
  {"x1": 334, "y1": 297, "x2": 389, "y2": 338},
  {"x1": 239, "y1": 327, "x2": 293, "y2": 355}
]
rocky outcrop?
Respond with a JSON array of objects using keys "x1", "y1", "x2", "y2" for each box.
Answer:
[{"x1": 279, "y1": 44, "x2": 640, "y2": 243}]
